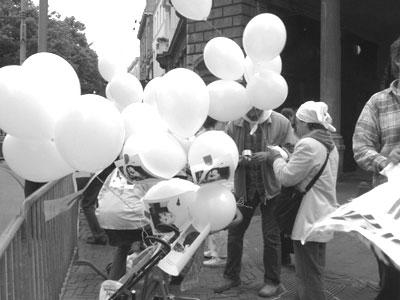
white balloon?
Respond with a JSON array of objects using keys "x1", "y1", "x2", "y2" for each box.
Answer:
[
  {"x1": 3, "y1": 135, "x2": 74, "y2": 182},
  {"x1": 174, "y1": 135, "x2": 195, "y2": 154},
  {"x1": 171, "y1": 0, "x2": 212, "y2": 20},
  {"x1": 23, "y1": 52, "x2": 81, "y2": 122},
  {"x1": 203, "y1": 37, "x2": 245, "y2": 80},
  {"x1": 156, "y1": 68, "x2": 209, "y2": 138},
  {"x1": 0, "y1": 65, "x2": 55, "y2": 139},
  {"x1": 189, "y1": 183, "x2": 237, "y2": 231},
  {"x1": 55, "y1": 94, "x2": 125, "y2": 173},
  {"x1": 207, "y1": 80, "x2": 251, "y2": 122},
  {"x1": 246, "y1": 70, "x2": 288, "y2": 110},
  {"x1": 122, "y1": 102, "x2": 166, "y2": 139},
  {"x1": 98, "y1": 55, "x2": 126, "y2": 82},
  {"x1": 107, "y1": 73, "x2": 143, "y2": 109},
  {"x1": 145, "y1": 178, "x2": 199, "y2": 200},
  {"x1": 244, "y1": 55, "x2": 282, "y2": 83},
  {"x1": 143, "y1": 77, "x2": 163, "y2": 108},
  {"x1": 123, "y1": 131, "x2": 187, "y2": 179},
  {"x1": 143, "y1": 179, "x2": 199, "y2": 231},
  {"x1": 111, "y1": 100, "x2": 124, "y2": 112},
  {"x1": 188, "y1": 130, "x2": 239, "y2": 170},
  {"x1": 243, "y1": 13, "x2": 286, "y2": 62},
  {"x1": 23, "y1": 52, "x2": 81, "y2": 97},
  {"x1": 105, "y1": 83, "x2": 113, "y2": 100}
]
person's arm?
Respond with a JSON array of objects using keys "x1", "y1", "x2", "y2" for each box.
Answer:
[
  {"x1": 272, "y1": 140, "x2": 318, "y2": 187},
  {"x1": 352, "y1": 100, "x2": 388, "y2": 173}
]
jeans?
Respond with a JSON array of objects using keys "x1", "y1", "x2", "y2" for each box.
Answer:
[
  {"x1": 293, "y1": 241, "x2": 326, "y2": 300},
  {"x1": 224, "y1": 192, "x2": 281, "y2": 284},
  {"x1": 376, "y1": 259, "x2": 400, "y2": 300},
  {"x1": 109, "y1": 243, "x2": 131, "y2": 280}
]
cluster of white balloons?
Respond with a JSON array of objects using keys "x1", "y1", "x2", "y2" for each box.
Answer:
[
  {"x1": 144, "y1": 176, "x2": 236, "y2": 234},
  {"x1": 0, "y1": 52, "x2": 125, "y2": 182},
  {"x1": 203, "y1": 13, "x2": 288, "y2": 122},
  {"x1": 187, "y1": 130, "x2": 238, "y2": 231}
]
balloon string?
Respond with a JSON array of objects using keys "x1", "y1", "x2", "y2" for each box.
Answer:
[{"x1": 203, "y1": 19, "x2": 224, "y2": 36}]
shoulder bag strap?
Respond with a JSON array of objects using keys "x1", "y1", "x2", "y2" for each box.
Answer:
[{"x1": 304, "y1": 151, "x2": 330, "y2": 192}]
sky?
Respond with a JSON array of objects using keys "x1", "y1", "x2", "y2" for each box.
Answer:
[{"x1": 32, "y1": 0, "x2": 146, "y2": 66}]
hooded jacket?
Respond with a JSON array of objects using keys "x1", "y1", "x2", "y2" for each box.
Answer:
[{"x1": 272, "y1": 129, "x2": 339, "y2": 242}]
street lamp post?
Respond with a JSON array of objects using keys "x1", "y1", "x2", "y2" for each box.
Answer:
[
  {"x1": 38, "y1": 0, "x2": 48, "y2": 52},
  {"x1": 19, "y1": 0, "x2": 27, "y2": 63}
]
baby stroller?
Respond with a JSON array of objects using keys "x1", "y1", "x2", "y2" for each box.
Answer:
[{"x1": 100, "y1": 224, "x2": 200, "y2": 300}]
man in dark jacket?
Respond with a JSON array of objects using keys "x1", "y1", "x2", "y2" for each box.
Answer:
[{"x1": 214, "y1": 108, "x2": 296, "y2": 297}]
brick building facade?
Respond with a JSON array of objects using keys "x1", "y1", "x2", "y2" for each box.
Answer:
[{"x1": 139, "y1": 0, "x2": 400, "y2": 171}]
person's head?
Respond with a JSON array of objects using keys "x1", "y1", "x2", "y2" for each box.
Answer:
[
  {"x1": 391, "y1": 37, "x2": 400, "y2": 79},
  {"x1": 280, "y1": 107, "x2": 295, "y2": 122},
  {"x1": 295, "y1": 101, "x2": 336, "y2": 137},
  {"x1": 246, "y1": 107, "x2": 264, "y2": 121}
]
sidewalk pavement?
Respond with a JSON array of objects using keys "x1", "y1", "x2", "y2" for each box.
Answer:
[{"x1": 61, "y1": 175, "x2": 379, "y2": 300}]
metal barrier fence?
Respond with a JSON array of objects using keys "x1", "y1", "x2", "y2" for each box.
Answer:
[
  {"x1": 0, "y1": 174, "x2": 82, "y2": 300},
  {"x1": 0, "y1": 130, "x2": 5, "y2": 160}
]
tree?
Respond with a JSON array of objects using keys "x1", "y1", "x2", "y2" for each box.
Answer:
[{"x1": 0, "y1": 0, "x2": 106, "y2": 95}]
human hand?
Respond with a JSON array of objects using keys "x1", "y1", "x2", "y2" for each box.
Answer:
[
  {"x1": 268, "y1": 145, "x2": 288, "y2": 161},
  {"x1": 251, "y1": 152, "x2": 269, "y2": 164},
  {"x1": 388, "y1": 148, "x2": 400, "y2": 164},
  {"x1": 238, "y1": 155, "x2": 252, "y2": 166}
]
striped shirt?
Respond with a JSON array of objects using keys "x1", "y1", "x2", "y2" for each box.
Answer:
[{"x1": 353, "y1": 80, "x2": 400, "y2": 181}]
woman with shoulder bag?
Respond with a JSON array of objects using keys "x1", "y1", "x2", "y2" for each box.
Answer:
[{"x1": 265, "y1": 101, "x2": 339, "y2": 300}]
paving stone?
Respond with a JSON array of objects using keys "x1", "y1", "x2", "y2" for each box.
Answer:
[{"x1": 61, "y1": 180, "x2": 379, "y2": 300}]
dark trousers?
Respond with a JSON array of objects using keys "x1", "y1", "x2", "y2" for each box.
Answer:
[
  {"x1": 281, "y1": 232, "x2": 293, "y2": 262},
  {"x1": 109, "y1": 243, "x2": 131, "y2": 280},
  {"x1": 81, "y1": 163, "x2": 115, "y2": 238},
  {"x1": 293, "y1": 241, "x2": 326, "y2": 300},
  {"x1": 376, "y1": 259, "x2": 400, "y2": 300},
  {"x1": 224, "y1": 192, "x2": 281, "y2": 284}
]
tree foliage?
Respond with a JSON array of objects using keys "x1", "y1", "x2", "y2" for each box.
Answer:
[{"x1": 0, "y1": 0, "x2": 106, "y2": 95}]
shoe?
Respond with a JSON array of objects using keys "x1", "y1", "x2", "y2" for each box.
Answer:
[
  {"x1": 170, "y1": 275, "x2": 184, "y2": 286},
  {"x1": 258, "y1": 283, "x2": 284, "y2": 298},
  {"x1": 86, "y1": 236, "x2": 107, "y2": 245},
  {"x1": 214, "y1": 278, "x2": 240, "y2": 293},
  {"x1": 204, "y1": 250, "x2": 213, "y2": 259},
  {"x1": 203, "y1": 257, "x2": 226, "y2": 267}
]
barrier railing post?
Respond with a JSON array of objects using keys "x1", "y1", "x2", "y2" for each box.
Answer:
[{"x1": 0, "y1": 174, "x2": 81, "y2": 299}]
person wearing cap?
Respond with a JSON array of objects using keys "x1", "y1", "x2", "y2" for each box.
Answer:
[
  {"x1": 214, "y1": 107, "x2": 296, "y2": 297},
  {"x1": 352, "y1": 38, "x2": 400, "y2": 300},
  {"x1": 265, "y1": 101, "x2": 339, "y2": 300}
]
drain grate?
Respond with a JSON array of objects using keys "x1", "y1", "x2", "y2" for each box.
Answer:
[{"x1": 278, "y1": 272, "x2": 346, "y2": 299}]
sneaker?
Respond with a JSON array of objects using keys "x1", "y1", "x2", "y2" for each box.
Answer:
[
  {"x1": 214, "y1": 278, "x2": 241, "y2": 293},
  {"x1": 86, "y1": 236, "x2": 107, "y2": 245},
  {"x1": 203, "y1": 250, "x2": 213, "y2": 259},
  {"x1": 258, "y1": 283, "x2": 285, "y2": 298},
  {"x1": 203, "y1": 257, "x2": 226, "y2": 267}
]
